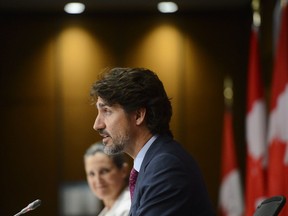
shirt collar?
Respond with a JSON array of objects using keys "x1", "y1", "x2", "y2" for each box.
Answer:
[{"x1": 133, "y1": 135, "x2": 158, "y2": 172}]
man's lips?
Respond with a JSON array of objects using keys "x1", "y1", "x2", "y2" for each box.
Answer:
[
  {"x1": 100, "y1": 133, "x2": 110, "y2": 144},
  {"x1": 99, "y1": 132, "x2": 109, "y2": 138},
  {"x1": 102, "y1": 137, "x2": 110, "y2": 142}
]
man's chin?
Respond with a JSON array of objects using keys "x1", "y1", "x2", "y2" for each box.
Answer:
[
  {"x1": 103, "y1": 145, "x2": 114, "y2": 155},
  {"x1": 104, "y1": 144, "x2": 124, "y2": 155}
]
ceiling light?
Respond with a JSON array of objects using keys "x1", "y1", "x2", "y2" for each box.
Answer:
[
  {"x1": 64, "y1": 2, "x2": 85, "y2": 14},
  {"x1": 157, "y1": 2, "x2": 178, "y2": 13}
]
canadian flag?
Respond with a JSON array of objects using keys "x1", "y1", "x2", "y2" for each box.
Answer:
[
  {"x1": 244, "y1": 24, "x2": 267, "y2": 216},
  {"x1": 219, "y1": 110, "x2": 244, "y2": 216},
  {"x1": 267, "y1": 1, "x2": 288, "y2": 215}
]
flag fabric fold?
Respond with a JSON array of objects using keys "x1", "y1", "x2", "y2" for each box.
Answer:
[
  {"x1": 219, "y1": 110, "x2": 244, "y2": 216},
  {"x1": 267, "y1": 1, "x2": 288, "y2": 215},
  {"x1": 244, "y1": 24, "x2": 267, "y2": 216}
]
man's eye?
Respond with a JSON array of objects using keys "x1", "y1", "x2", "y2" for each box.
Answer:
[{"x1": 104, "y1": 108, "x2": 111, "y2": 114}]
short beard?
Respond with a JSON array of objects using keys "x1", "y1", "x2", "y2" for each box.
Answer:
[
  {"x1": 104, "y1": 142, "x2": 125, "y2": 155},
  {"x1": 103, "y1": 129, "x2": 130, "y2": 155}
]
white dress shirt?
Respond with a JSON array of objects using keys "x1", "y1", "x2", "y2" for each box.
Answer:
[{"x1": 133, "y1": 135, "x2": 158, "y2": 172}]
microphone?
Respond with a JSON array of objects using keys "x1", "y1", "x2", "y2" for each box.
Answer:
[{"x1": 14, "y1": 199, "x2": 41, "y2": 216}]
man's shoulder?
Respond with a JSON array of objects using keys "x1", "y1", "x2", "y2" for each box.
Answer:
[
  {"x1": 144, "y1": 136, "x2": 196, "y2": 170},
  {"x1": 150, "y1": 135, "x2": 190, "y2": 156}
]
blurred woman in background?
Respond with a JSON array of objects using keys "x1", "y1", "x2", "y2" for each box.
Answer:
[{"x1": 84, "y1": 142, "x2": 131, "y2": 216}]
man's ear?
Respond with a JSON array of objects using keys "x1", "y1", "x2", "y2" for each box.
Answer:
[{"x1": 135, "y1": 108, "x2": 146, "y2": 125}]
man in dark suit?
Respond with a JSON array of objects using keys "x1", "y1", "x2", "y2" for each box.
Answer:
[{"x1": 90, "y1": 67, "x2": 214, "y2": 215}]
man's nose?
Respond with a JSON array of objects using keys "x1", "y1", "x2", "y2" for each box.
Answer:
[{"x1": 93, "y1": 114, "x2": 104, "y2": 131}]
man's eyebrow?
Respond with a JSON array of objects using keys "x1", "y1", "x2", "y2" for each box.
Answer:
[{"x1": 97, "y1": 101, "x2": 109, "y2": 108}]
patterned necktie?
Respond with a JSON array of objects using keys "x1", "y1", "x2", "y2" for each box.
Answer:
[{"x1": 129, "y1": 167, "x2": 138, "y2": 200}]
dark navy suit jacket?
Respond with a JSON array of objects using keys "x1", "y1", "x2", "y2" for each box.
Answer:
[{"x1": 129, "y1": 135, "x2": 215, "y2": 216}]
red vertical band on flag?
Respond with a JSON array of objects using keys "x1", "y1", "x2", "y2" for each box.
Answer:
[
  {"x1": 219, "y1": 111, "x2": 244, "y2": 216},
  {"x1": 245, "y1": 25, "x2": 267, "y2": 216},
  {"x1": 267, "y1": 2, "x2": 288, "y2": 215}
]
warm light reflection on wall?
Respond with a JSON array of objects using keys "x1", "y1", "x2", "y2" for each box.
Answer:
[
  {"x1": 56, "y1": 26, "x2": 111, "y2": 99},
  {"x1": 125, "y1": 23, "x2": 204, "y2": 139},
  {"x1": 55, "y1": 26, "x2": 113, "y2": 173},
  {"x1": 127, "y1": 24, "x2": 182, "y2": 96},
  {"x1": 126, "y1": 23, "x2": 185, "y2": 137},
  {"x1": 182, "y1": 37, "x2": 202, "y2": 94}
]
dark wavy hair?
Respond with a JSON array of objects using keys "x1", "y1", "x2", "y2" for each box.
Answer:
[{"x1": 90, "y1": 67, "x2": 173, "y2": 137}]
